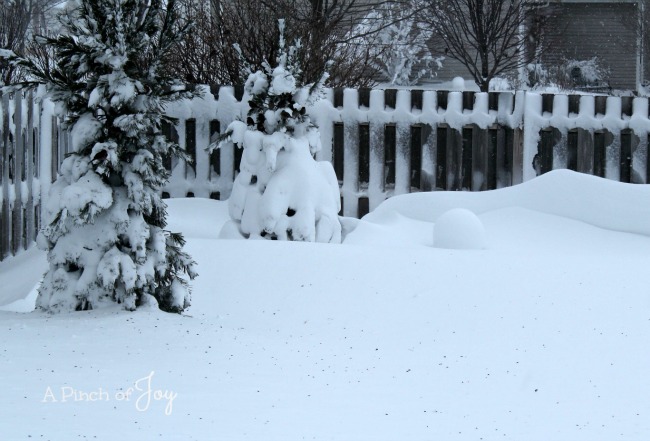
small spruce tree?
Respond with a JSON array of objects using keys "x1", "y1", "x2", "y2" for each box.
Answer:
[
  {"x1": 3, "y1": 0, "x2": 198, "y2": 312},
  {"x1": 217, "y1": 21, "x2": 341, "y2": 243}
]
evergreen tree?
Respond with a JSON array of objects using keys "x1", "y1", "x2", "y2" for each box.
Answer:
[
  {"x1": 2, "y1": 0, "x2": 198, "y2": 312},
  {"x1": 217, "y1": 20, "x2": 341, "y2": 243}
]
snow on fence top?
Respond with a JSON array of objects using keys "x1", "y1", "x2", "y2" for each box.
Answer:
[{"x1": 1, "y1": 86, "x2": 649, "y2": 260}]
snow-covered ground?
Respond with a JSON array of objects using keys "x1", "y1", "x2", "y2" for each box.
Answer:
[{"x1": 1, "y1": 170, "x2": 649, "y2": 440}]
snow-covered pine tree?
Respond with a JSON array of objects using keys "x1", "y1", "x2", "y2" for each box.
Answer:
[
  {"x1": 2, "y1": 0, "x2": 198, "y2": 313},
  {"x1": 218, "y1": 21, "x2": 341, "y2": 243}
]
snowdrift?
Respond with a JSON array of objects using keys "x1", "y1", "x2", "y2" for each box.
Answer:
[
  {"x1": 1, "y1": 169, "x2": 649, "y2": 441},
  {"x1": 363, "y1": 169, "x2": 650, "y2": 237}
]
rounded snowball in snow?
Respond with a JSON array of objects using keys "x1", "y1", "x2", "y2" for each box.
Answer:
[{"x1": 433, "y1": 208, "x2": 487, "y2": 250}]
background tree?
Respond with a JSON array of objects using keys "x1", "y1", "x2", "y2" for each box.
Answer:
[
  {"x1": 265, "y1": 0, "x2": 390, "y2": 86},
  {"x1": 1, "y1": 1, "x2": 31, "y2": 85},
  {"x1": 169, "y1": 0, "x2": 422, "y2": 87},
  {"x1": 349, "y1": 2, "x2": 443, "y2": 86},
  {"x1": 0, "y1": 0, "x2": 64, "y2": 85},
  {"x1": 423, "y1": 0, "x2": 555, "y2": 92},
  {"x1": 3, "y1": 0, "x2": 198, "y2": 313}
]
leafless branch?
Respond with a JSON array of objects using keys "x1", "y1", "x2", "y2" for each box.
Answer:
[
  {"x1": 166, "y1": 0, "x2": 422, "y2": 88},
  {"x1": 422, "y1": 0, "x2": 558, "y2": 91}
]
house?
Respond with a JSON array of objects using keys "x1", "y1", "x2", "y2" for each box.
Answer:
[
  {"x1": 429, "y1": 0, "x2": 642, "y2": 92},
  {"x1": 540, "y1": 0, "x2": 639, "y2": 91}
]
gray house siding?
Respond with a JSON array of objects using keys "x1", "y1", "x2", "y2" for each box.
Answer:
[
  {"x1": 428, "y1": 54, "x2": 477, "y2": 85},
  {"x1": 421, "y1": 0, "x2": 640, "y2": 91},
  {"x1": 541, "y1": 2, "x2": 638, "y2": 90}
]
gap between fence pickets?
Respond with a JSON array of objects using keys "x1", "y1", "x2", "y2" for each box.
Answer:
[
  {"x1": 1, "y1": 93, "x2": 11, "y2": 261},
  {"x1": 1, "y1": 87, "x2": 650, "y2": 260}
]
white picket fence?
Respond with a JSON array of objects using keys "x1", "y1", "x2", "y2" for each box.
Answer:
[{"x1": 1, "y1": 85, "x2": 649, "y2": 260}]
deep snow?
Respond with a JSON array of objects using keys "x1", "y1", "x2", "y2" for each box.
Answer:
[{"x1": 0, "y1": 170, "x2": 649, "y2": 440}]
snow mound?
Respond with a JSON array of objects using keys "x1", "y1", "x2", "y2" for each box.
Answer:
[
  {"x1": 433, "y1": 208, "x2": 486, "y2": 249},
  {"x1": 451, "y1": 76, "x2": 466, "y2": 91},
  {"x1": 364, "y1": 170, "x2": 650, "y2": 237},
  {"x1": 0, "y1": 282, "x2": 39, "y2": 313}
]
